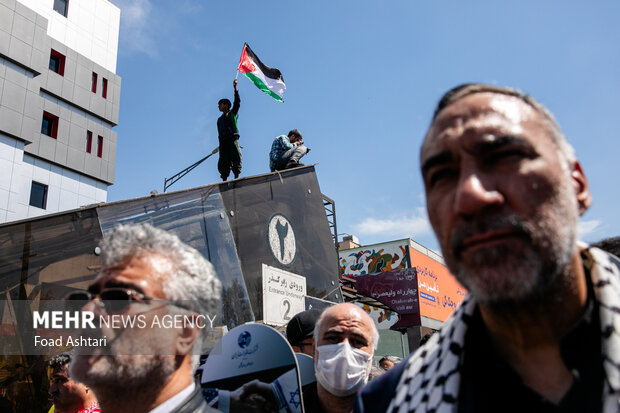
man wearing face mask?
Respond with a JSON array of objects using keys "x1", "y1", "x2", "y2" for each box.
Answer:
[{"x1": 312, "y1": 303, "x2": 378, "y2": 413}]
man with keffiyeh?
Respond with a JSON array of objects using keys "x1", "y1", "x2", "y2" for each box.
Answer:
[{"x1": 356, "y1": 84, "x2": 620, "y2": 413}]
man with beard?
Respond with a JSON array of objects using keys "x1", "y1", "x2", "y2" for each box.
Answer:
[
  {"x1": 355, "y1": 84, "x2": 620, "y2": 412},
  {"x1": 69, "y1": 223, "x2": 221, "y2": 413},
  {"x1": 48, "y1": 353, "x2": 99, "y2": 413}
]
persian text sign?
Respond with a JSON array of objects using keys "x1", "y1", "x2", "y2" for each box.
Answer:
[
  {"x1": 354, "y1": 268, "x2": 420, "y2": 328},
  {"x1": 262, "y1": 264, "x2": 307, "y2": 326},
  {"x1": 410, "y1": 247, "x2": 467, "y2": 322}
]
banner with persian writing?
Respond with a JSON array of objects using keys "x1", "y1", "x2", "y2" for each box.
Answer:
[
  {"x1": 354, "y1": 267, "x2": 421, "y2": 329},
  {"x1": 409, "y1": 247, "x2": 467, "y2": 322}
]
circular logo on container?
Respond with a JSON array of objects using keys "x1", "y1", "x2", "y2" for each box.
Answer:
[
  {"x1": 238, "y1": 331, "x2": 252, "y2": 348},
  {"x1": 267, "y1": 213, "x2": 296, "y2": 265}
]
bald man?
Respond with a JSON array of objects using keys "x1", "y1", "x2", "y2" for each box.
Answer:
[{"x1": 312, "y1": 303, "x2": 378, "y2": 413}]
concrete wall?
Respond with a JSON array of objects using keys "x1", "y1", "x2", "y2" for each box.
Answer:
[
  {"x1": 30, "y1": 91, "x2": 118, "y2": 183},
  {"x1": 17, "y1": 0, "x2": 120, "y2": 73},
  {"x1": 0, "y1": 133, "x2": 107, "y2": 222},
  {"x1": 38, "y1": 36, "x2": 121, "y2": 125}
]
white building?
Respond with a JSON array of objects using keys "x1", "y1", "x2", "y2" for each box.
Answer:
[{"x1": 0, "y1": 0, "x2": 121, "y2": 223}]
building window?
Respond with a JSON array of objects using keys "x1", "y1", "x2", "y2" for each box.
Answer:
[
  {"x1": 97, "y1": 136, "x2": 103, "y2": 158},
  {"x1": 92, "y1": 72, "x2": 98, "y2": 93},
  {"x1": 41, "y1": 112, "x2": 59, "y2": 139},
  {"x1": 86, "y1": 131, "x2": 93, "y2": 153},
  {"x1": 53, "y1": 0, "x2": 69, "y2": 17},
  {"x1": 102, "y1": 78, "x2": 108, "y2": 99},
  {"x1": 49, "y1": 49, "x2": 65, "y2": 76},
  {"x1": 29, "y1": 182, "x2": 48, "y2": 209}
]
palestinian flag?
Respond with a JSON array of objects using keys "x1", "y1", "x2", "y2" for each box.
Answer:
[{"x1": 237, "y1": 43, "x2": 286, "y2": 102}]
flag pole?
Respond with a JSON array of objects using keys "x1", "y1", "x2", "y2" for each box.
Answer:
[{"x1": 235, "y1": 43, "x2": 245, "y2": 81}]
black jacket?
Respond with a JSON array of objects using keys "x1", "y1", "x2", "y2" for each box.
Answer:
[
  {"x1": 217, "y1": 90, "x2": 240, "y2": 142},
  {"x1": 354, "y1": 357, "x2": 410, "y2": 413}
]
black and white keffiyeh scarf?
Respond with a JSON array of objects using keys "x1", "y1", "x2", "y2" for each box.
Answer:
[{"x1": 387, "y1": 246, "x2": 620, "y2": 413}]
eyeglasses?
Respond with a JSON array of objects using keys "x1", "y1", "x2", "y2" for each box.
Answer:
[{"x1": 64, "y1": 288, "x2": 171, "y2": 313}]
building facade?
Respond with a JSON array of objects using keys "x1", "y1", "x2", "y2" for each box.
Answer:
[
  {"x1": 340, "y1": 238, "x2": 467, "y2": 353},
  {"x1": 0, "y1": 0, "x2": 120, "y2": 223}
]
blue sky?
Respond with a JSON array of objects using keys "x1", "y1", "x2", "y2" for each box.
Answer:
[{"x1": 108, "y1": 0, "x2": 620, "y2": 252}]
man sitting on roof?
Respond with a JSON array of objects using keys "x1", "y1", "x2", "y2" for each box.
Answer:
[{"x1": 269, "y1": 129, "x2": 310, "y2": 172}]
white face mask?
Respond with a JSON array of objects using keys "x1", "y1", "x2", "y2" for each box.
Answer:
[{"x1": 315, "y1": 341, "x2": 372, "y2": 396}]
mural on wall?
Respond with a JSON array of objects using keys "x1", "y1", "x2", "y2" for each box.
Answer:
[
  {"x1": 341, "y1": 241, "x2": 467, "y2": 325},
  {"x1": 357, "y1": 304, "x2": 398, "y2": 329},
  {"x1": 340, "y1": 241, "x2": 410, "y2": 329},
  {"x1": 339, "y1": 241, "x2": 409, "y2": 277},
  {"x1": 409, "y1": 247, "x2": 467, "y2": 322}
]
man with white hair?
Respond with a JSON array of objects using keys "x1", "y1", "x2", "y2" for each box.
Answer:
[
  {"x1": 312, "y1": 303, "x2": 378, "y2": 413},
  {"x1": 69, "y1": 223, "x2": 221, "y2": 413},
  {"x1": 355, "y1": 84, "x2": 620, "y2": 412}
]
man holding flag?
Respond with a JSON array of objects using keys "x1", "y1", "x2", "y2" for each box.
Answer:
[
  {"x1": 215, "y1": 43, "x2": 285, "y2": 181},
  {"x1": 217, "y1": 79, "x2": 241, "y2": 181}
]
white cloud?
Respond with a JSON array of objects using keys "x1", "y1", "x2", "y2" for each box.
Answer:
[
  {"x1": 578, "y1": 219, "x2": 601, "y2": 238},
  {"x1": 354, "y1": 208, "x2": 432, "y2": 239},
  {"x1": 111, "y1": 0, "x2": 157, "y2": 58}
]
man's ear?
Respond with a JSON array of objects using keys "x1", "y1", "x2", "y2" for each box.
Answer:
[
  {"x1": 571, "y1": 160, "x2": 591, "y2": 216},
  {"x1": 175, "y1": 313, "x2": 201, "y2": 356}
]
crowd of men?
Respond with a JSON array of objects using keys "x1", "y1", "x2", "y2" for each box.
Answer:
[{"x1": 45, "y1": 83, "x2": 619, "y2": 413}]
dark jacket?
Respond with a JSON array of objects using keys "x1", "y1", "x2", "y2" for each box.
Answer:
[
  {"x1": 217, "y1": 90, "x2": 240, "y2": 142},
  {"x1": 354, "y1": 356, "x2": 409, "y2": 413},
  {"x1": 355, "y1": 247, "x2": 620, "y2": 413}
]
